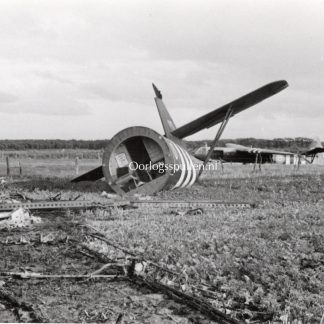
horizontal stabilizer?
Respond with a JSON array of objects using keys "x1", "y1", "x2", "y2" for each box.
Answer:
[
  {"x1": 302, "y1": 138, "x2": 324, "y2": 156},
  {"x1": 302, "y1": 147, "x2": 324, "y2": 156},
  {"x1": 171, "y1": 80, "x2": 288, "y2": 139},
  {"x1": 71, "y1": 166, "x2": 103, "y2": 182}
]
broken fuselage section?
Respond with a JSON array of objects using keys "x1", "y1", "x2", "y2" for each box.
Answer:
[
  {"x1": 102, "y1": 126, "x2": 197, "y2": 195},
  {"x1": 72, "y1": 126, "x2": 198, "y2": 196}
]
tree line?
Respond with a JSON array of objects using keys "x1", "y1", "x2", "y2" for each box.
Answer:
[
  {"x1": 187, "y1": 137, "x2": 320, "y2": 152},
  {"x1": 0, "y1": 137, "x2": 320, "y2": 152},
  {"x1": 0, "y1": 139, "x2": 109, "y2": 150}
]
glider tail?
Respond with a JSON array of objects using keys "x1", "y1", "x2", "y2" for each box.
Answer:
[
  {"x1": 308, "y1": 137, "x2": 323, "y2": 151},
  {"x1": 152, "y1": 83, "x2": 177, "y2": 138}
]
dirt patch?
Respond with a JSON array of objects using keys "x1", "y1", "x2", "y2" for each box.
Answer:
[{"x1": 0, "y1": 210, "x2": 215, "y2": 323}]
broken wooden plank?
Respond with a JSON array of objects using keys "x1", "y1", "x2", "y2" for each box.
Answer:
[
  {"x1": 78, "y1": 243, "x2": 113, "y2": 263},
  {"x1": 131, "y1": 275, "x2": 240, "y2": 324}
]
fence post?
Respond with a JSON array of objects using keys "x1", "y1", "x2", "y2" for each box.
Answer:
[
  {"x1": 75, "y1": 157, "x2": 79, "y2": 175},
  {"x1": 19, "y1": 161, "x2": 22, "y2": 177},
  {"x1": 6, "y1": 157, "x2": 10, "y2": 176}
]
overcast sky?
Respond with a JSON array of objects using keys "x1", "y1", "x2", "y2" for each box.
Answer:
[{"x1": 0, "y1": 0, "x2": 323, "y2": 140}]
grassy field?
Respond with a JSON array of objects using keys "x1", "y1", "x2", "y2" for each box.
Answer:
[
  {"x1": 1, "y1": 155, "x2": 323, "y2": 179},
  {"x1": 0, "y1": 157, "x2": 100, "y2": 178},
  {"x1": 85, "y1": 167, "x2": 323, "y2": 322},
  {"x1": 1, "y1": 161, "x2": 323, "y2": 323}
]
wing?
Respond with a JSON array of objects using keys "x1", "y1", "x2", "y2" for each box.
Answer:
[
  {"x1": 225, "y1": 143, "x2": 294, "y2": 155},
  {"x1": 171, "y1": 80, "x2": 288, "y2": 139},
  {"x1": 255, "y1": 148, "x2": 295, "y2": 155},
  {"x1": 225, "y1": 143, "x2": 251, "y2": 151},
  {"x1": 71, "y1": 166, "x2": 103, "y2": 182}
]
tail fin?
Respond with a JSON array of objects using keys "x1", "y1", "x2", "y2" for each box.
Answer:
[
  {"x1": 302, "y1": 137, "x2": 324, "y2": 156},
  {"x1": 152, "y1": 83, "x2": 176, "y2": 138}
]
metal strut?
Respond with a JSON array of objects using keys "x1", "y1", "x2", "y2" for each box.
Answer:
[
  {"x1": 253, "y1": 152, "x2": 262, "y2": 172},
  {"x1": 198, "y1": 107, "x2": 233, "y2": 179},
  {"x1": 0, "y1": 199, "x2": 255, "y2": 212},
  {"x1": 310, "y1": 154, "x2": 316, "y2": 164},
  {"x1": 296, "y1": 153, "x2": 313, "y2": 170}
]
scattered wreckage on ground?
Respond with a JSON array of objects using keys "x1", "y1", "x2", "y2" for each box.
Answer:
[{"x1": 0, "y1": 81, "x2": 290, "y2": 323}]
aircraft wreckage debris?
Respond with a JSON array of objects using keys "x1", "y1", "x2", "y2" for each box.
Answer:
[
  {"x1": 1, "y1": 224, "x2": 241, "y2": 324},
  {"x1": 0, "y1": 199, "x2": 256, "y2": 212},
  {"x1": 0, "y1": 208, "x2": 42, "y2": 229},
  {"x1": 72, "y1": 81, "x2": 288, "y2": 196},
  {"x1": 80, "y1": 224, "x2": 241, "y2": 324},
  {"x1": 0, "y1": 286, "x2": 49, "y2": 322}
]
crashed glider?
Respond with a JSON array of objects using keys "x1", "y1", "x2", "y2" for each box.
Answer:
[{"x1": 72, "y1": 80, "x2": 289, "y2": 195}]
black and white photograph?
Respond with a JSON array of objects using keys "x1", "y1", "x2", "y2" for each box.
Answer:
[{"x1": 0, "y1": 1, "x2": 323, "y2": 323}]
